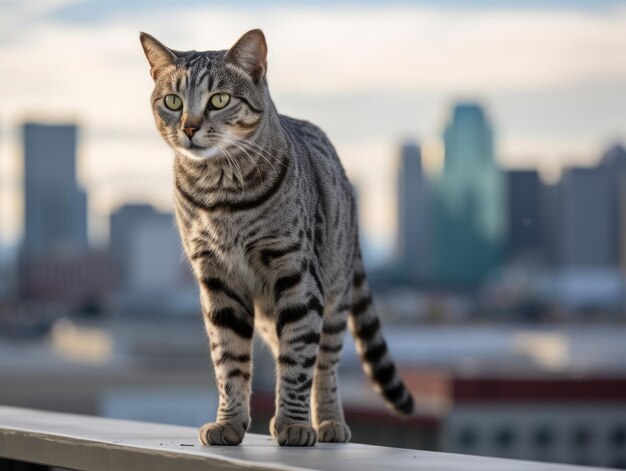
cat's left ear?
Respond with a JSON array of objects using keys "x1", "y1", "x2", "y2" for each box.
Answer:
[
  {"x1": 139, "y1": 32, "x2": 177, "y2": 80},
  {"x1": 225, "y1": 29, "x2": 268, "y2": 82}
]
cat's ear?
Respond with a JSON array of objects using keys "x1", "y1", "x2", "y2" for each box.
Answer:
[
  {"x1": 225, "y1": 29, "x2": 268, "y2": 82},
  {"x1": 139, "y1": 32, "x2": 177, "y2": 80}
]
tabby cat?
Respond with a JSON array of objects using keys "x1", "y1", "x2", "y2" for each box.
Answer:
[{"x1": 140, "y1": 29, "x2": 414, "y2": 447}]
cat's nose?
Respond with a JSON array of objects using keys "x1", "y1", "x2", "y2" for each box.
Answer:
[{"x1": 182, "y1": 113, "x2": 202, "y2": 138}]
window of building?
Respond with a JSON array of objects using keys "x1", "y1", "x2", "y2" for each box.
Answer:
[{"x1": 533, "y1": 425, "x2": 554, "y2": 449}]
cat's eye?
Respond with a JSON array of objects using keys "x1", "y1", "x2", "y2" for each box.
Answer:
[
  {"x1": 210, "y1": 93, "x2": 230, "y2": 110},
  {"x1": 164, "y1": 94, "x2": 183, "y2": 111}
]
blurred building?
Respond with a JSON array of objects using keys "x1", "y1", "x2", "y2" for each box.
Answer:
[
  {"x1": 109, "y1": 204, "x2": 188, "y2": 294},
  {"x1": 558, "y1": 167, "x2": 613, "y2": 268},
  {"x1": 127, "y1": 214, "x2": 183, "y2": 293},
  {"x1": 506, "y1": 170, "x2": 543, "y2": 263},
  {"x1": 109, "y1": 204, "x2": 196, "y2": 315},
  {"x1": 536, "y1": 145, "x2": 626, "y2": 271},
  {"x1": 22, "y1": 123, "x2": 87, "y2": 254},
  {"x1": 21, "y1": 249, "x2": 113, "y2": 312},
  {"x1": 18, "y1": 122, "x2": 107, "y2": 310},
  {"x1": 599, "y1": 144, "x2": 626, "y2": 271},
  {"x1": 442, "y1": 376, "x2": 626, "y2": 468},
  {"x1": 514, "y1": 148, "x2": 626, "y2": 314},
  {"x1": 539, "y1": 181, "x2": 563, "y2": 268},
  {"x1": 110, "y1": 204, "x2": 159, "y2": 291},
  {"x1": 432, "y1": 103, "x2": 505, "y2": 285},
  {"x1": 396, "y1": 141, "x2": 432, "y2": 284}
]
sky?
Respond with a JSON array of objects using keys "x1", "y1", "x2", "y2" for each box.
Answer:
[{"x1": 1, "y1": 0, "x2": 626, "y2": 258}]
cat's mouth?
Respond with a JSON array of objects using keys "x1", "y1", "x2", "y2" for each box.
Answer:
[{"x1": 179, "y1": 142, "x2": 222, "y2": 160}]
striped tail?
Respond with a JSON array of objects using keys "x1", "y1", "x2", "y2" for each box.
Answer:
[{"x1": 349, "y1": 253, "x2": 415, "y2": 415}]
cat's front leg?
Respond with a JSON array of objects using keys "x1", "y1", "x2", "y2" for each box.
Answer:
[
  {"x1": 269, "y1": 263, "x2": 324, "y2": 446},
  {"x1": 198, "y1": 277, "x2": 254, "y2": 446}
]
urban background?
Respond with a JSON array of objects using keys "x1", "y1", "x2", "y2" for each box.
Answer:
[{"x1": 1, "y1": 1, "x2": 626, "y2": 469}]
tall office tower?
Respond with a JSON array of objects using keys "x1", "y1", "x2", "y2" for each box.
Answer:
[
  {"x1": 396, "y1": 141, "x2": 432, "y2": 283},
  {"x1": 433, "y1": 103, "x2": 505, "y2": 285},
  {"x1": 23, "y1": 123, "x2": 88, "y2": 254},
  {"x1": 506, "y1": 170, "x2": 543, "y2": 262},
  {"x1": 558, "y1": 167, "x2": 613, "y2": 268},
  {"x1": 539, "y1": 181, "x2": 563, "y2": 267},
  {"x1": 599, "y1": 144, "x2": 626, "y2": 270}
]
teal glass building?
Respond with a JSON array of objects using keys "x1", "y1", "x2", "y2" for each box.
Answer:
[{"x1": 432, "y1": 103, "x2": 505, "y2": 286}]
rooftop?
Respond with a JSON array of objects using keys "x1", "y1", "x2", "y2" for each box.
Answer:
[{"x1": 0, "y1": 406, "x2": 610, "y2": 471}]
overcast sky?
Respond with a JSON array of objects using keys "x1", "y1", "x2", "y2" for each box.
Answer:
[{"x1": 1, "y1": 0, "x2": 625, "y2": 256}]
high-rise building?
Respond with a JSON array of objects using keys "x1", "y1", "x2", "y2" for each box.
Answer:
[
  {"x1": 558, "y1": 167, "x2": 613, "y2": 268},
  {"x1": 19, "y1": 123, "x2": 109, "y2": 308},
  {"x1": 539, "y1": 181, "x2": 563, "y2": 267},
  {"x1": 396, "y1": 141, "x2": 432, "y2": 283},
  {"x1": 599, "y1": 145, "x2": 626, "y2": 270},
  {"x1": 432, "y1": 103, "x2": 505, "y2": 285},
  {"x1": 506, "y1": 170, "x2": 543, "y2": 262},
  {"x1": 22, "y1": 123, "x2": 87, "y2": 254}
]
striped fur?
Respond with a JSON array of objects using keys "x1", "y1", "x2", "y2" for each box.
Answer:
[{"x1": 140, "y1": 29, "x2": 414, "y2": 447}]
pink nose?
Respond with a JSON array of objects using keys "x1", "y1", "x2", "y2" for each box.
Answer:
[{"x1": 183, "y1": 127, "x2": 197, "y2": 138}]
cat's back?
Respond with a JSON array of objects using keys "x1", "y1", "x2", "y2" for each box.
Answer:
[
  {"x1": 279, "y1": 114, "x2": 357, "y2": 270},
  {"x1": 280, "y1": 114, "x2": 327, "y2": 144},
  {"x1": 279, "y1": 115, "x2": 347, "y2": 177}
]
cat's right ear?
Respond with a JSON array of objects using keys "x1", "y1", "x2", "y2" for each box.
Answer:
[
  {"x1": 225, "y1": 29, "x2": 268, "y2": 83},
  {"x1": 139, "y1": 32, "x2": 177, "y2": 80}
]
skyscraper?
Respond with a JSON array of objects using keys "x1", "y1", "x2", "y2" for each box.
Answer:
[
  {"x1": 506, "y1": 170, "x2": 543, "y2": 262},
  {"x1": 432, "y1": 103, "x2": 505, "y2": 285},
  {"x1": 22, "y1": 123, "x2": 87, "y2": 254},
  {"x1": 396, "y1": 141, "x2": 432, "y2": 283},
  {"x1": 558, "y1": 167, "x2": 613, "y2": 268},
  {"x1": 599, "y1": 144, "x2": 626, "y2": 270}
]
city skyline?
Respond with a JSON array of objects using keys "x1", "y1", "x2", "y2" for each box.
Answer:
[
  {"x1": 1, "y1": 2, "x2": 626, "y2": 253},
  {"x1": 1, "y1": 111, "x2": 625, "y2": 262}
]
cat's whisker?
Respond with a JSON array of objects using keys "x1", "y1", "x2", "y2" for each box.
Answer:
[
  {"x1": 230, "y1": 140, "x2": 264, "y2": 185},
  {"x1": 216, "y1": 132, "x2": 285, "y2": 170},
  {"x1": 218, "y1": 134, "x2": 273, "y2": 178},
  {"x1": 237, "y1": 139, "x2": 286, "y2": 169},
  {"x1": 220, "y1": 137, "x2": 282, "y2": 178},
  {"x1": 218, "y1": 143, "x2": 236, "y2": 186},
  {"x1": 233, "y1": 140, "x2": 279, "y2": 175},
  {"x1": 222, "y1": 142, "x2": 245, "y2": 195}
]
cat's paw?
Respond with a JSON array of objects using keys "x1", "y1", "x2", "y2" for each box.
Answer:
[
  {"x1": 270, "y1": 417, "x2": 317, "y2": 446},
  {"x1": 316, "y1": 420, "x2": 351, "y2": 443},
  {"x1": 278, "y1": 423, "x2": 317, "y2": 446},
  {"x1": 198, "y1": 422, "x2": 245, "y2": 446}
]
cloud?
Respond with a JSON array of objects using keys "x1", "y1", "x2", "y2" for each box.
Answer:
[
  {"x1": 1, "y1": 4, "x2": 626, "y2": 247},
  {"x1": 0, "y1": 0, "x2": 87, "y2": 43}
]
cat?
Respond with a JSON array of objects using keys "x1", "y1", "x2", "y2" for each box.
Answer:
[{"x1": 140, "y1": 29, "x2": 414, "y2": 447}]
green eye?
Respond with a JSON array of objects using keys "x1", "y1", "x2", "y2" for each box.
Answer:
[
  {"x1": 210, "y1": 93, "x2": 230, "y2": 110},
  {"x1": 164, "y1": 94, "x2": 182, "y2": 111}
]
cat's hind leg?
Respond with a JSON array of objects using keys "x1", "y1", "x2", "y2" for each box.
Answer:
[{"x1": 312, "y1": 296, "x2": 352, "y2": 443}]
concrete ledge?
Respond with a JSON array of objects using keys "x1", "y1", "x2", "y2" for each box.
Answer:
[{"x1": 0, "y1": 406, "x2": 609, "y2": 471}]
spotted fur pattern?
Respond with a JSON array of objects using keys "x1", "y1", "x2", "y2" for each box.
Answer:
[{"x1": 140, "y1": 29, "x2": 414, "y2": 447}]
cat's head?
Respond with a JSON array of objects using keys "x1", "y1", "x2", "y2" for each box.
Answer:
[{"x1": 140, "y1": 29, "x2": 269, "y2": 161}]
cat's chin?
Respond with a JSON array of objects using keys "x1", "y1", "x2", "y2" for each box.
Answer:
[{"x1": 177, "y1": 145, "x2": 221, "y2": 161}]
